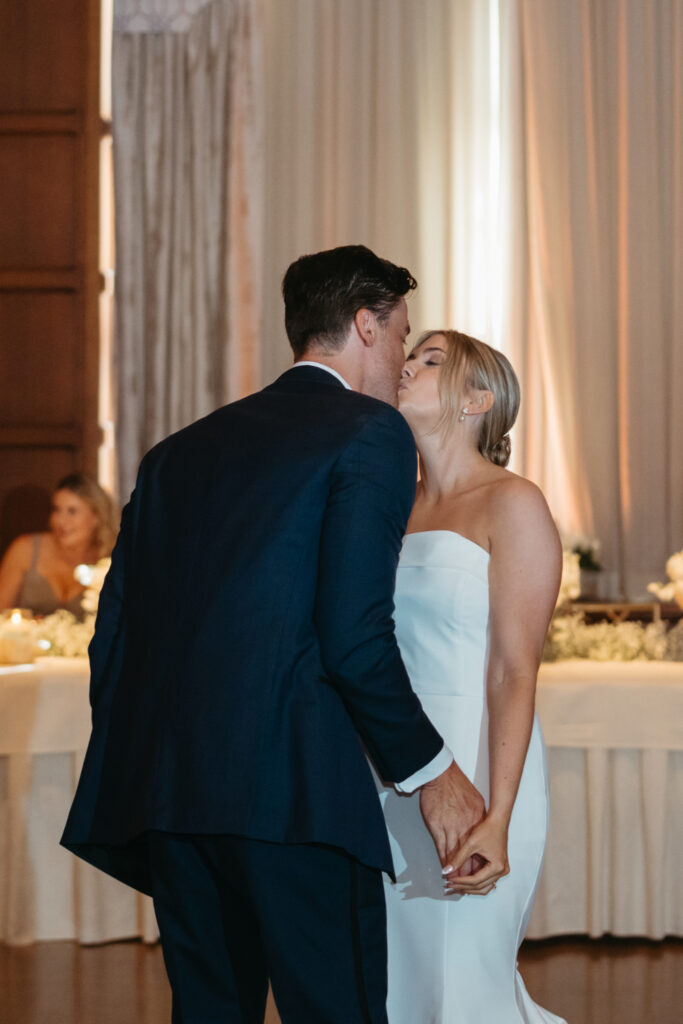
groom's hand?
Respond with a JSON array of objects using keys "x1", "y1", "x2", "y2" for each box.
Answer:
[{"x1": 419, "y1": 760, "x2": 486, "y2": 867}]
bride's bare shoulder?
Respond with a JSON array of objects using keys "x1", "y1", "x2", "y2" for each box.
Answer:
[
  {"x1": 487, "y1": 472, "x2": 557, "y2": 537},
  {"x1": 488, "y1": 470, "x2": 545, "y2": 501}
]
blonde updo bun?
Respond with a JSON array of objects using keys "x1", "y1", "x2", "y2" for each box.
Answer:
[
  {"x1": 486, "y1": 433, "x2": 512, "y2": 468},
  {"x1": 411, "y1": 330, "x2": 520, "y2": 466}
]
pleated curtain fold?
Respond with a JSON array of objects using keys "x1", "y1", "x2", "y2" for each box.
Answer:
[
  {"x1": 112, "y1": 0, "x2": 682, "y2": 597},
  {"x1": 112, "y1": 0, "x2": 263, "y2": 501},
  {"x1": 516, "y1": 0, "x2": 683, "y2": 598},
  {"x1": 261, "y1": 0, "x2": 682, "y2": 599}
]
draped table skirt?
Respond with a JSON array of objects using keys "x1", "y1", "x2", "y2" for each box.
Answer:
[
  {"x1": 0, "y1": 659, "x2": 158, "y2": 946},
  {"x1": 1, "y1": 657, "x2": 682, "y2": 944},
  {"x1": 528, "y1": 660, "x2": 683, "y2": 939}
]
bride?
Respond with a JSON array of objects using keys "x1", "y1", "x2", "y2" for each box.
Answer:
[{"x1": 378, "y1": 330, "x2": 567, "y2": 1023}]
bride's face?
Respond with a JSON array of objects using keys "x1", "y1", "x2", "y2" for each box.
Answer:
[{"x1": 397, "y1": 336, "x2": 448, "y2": 430}]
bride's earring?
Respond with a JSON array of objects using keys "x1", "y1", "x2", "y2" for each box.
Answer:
[{"x1": 459, "y1": 407, "x2": 468, "y2": 422}]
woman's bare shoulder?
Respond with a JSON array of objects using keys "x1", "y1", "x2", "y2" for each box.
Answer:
[
  {"x1": 2, "y1": 533, "x2": 38, "y2": 567},
  {"x1": 487, "y1": 472, "x2": 557, "y2": 536}
]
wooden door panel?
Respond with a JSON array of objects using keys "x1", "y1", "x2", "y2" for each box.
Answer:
[
  {"x1": 0, "y1": 0, "x2": 101, "y2": 558},
  {"x1": 0, "y1": 136, "x2": 77, "y2": 268},
  {"x1": 0, "y1": 0, "x2": 84, "y2": 112},
  {"x1": 0, "y1": 292, "x2": 79, "y2": 424}
]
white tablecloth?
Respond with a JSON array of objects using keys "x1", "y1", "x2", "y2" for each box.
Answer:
[
  {"x1": 528, "y1": 660, "x2": 683, "y2": 940},
  {"x1": 0, "y1": 658, "x2": 158, "y2": 946},
  {"x1": 1, "y1": 657, "x2": 682, "y2": 944}
]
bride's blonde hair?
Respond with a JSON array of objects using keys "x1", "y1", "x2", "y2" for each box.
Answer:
[{"x1": 413, "y1": 330, "x2": 520, "y2": 467}]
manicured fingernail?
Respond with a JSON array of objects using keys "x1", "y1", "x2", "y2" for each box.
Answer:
[{"x1": 441, "y1": 866, "x2": 453, "y2": 875}]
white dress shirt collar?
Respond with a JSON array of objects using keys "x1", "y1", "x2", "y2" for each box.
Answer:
[{"x1": 291, "y1": 361, "x2": 352, "y2": 390}]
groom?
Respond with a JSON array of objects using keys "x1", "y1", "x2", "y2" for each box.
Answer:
[{"x1": 62, "y1": 245, "x2": 484, "y2": 1023}]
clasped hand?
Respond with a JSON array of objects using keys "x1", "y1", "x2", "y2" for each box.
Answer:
[
  {"x1": 441, "y1": 814, "x2": 510, "y2": 896},
  {"x1": 419, "y1": 761, "x2": 509, "y2": 897}
]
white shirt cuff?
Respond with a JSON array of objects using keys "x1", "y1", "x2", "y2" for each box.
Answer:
[{"x1": 394, "y1": 744, "x2": 454, "y2": 794}]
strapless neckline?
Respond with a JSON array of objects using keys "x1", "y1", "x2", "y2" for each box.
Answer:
[
  {"x1": 380, "y1": 522, "x2": 563, "y2": 1024},
  {"x1": 403, "y1": 529, "x2": 490, "y2": 560}
]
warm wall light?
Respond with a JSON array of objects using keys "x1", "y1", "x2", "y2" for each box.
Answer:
[
  {"x1": 101, "y1": 0, "x2": 113, "y2": 121},
  {"x1": 98, "y1": 1, "x2": 117, "y2": 500}
]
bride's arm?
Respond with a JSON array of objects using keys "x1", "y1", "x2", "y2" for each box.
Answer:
[
  {"x1": 486, "y1": 479, "x2": 561, "y2": 822},
  {"x1": 445, "y1": 478, "x2": 561, "y2": 895}
]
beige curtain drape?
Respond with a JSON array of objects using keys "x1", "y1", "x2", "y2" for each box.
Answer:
[
  {"x1": 112, "y1": 0, "x2": 263, "y2": 500},
  {"x1": 262, "y1": 0, "x2": 515, "y2": 380},
  {"x1": 517, "y1": 0, "x2": 683, "y2": 598},
  {"x1": 262, "y1": 0, "x2": 682, "y2": 599},
  {"x1": 111, "y1": 0, "x2": 680, "y2": 594}
]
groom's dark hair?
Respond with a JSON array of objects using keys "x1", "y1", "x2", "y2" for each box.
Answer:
[{"x1": 282, "y1": 244, "x2": 417, "y2": 358}]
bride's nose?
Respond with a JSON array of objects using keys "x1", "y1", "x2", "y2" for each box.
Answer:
[{"x1": 401, "y1": 362, "x2": 414, "y2": 378}]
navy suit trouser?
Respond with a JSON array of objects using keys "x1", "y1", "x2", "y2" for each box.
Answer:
[{"x1": 148, "y1": 832, "x2": 388, "y2": 1024}]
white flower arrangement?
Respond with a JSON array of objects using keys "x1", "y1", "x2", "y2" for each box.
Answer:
[
  {"x1": 34, "y1": 609, "x2": 95, "y2": 658},
  {"x1": 544, "y1": 614, "x2": 668, "y2": 663},
  {"x1": 647, "y1": 550, "x2": 683, "y2": 608},
  {"x1": 663, "y1": 620, "x2": 683, "y2": 661},
  {"x1": 556, "y1": 549, "x2": 581, "y2": 610}
]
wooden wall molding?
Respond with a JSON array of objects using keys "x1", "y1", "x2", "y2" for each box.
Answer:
[
  {"x1": 0, "y1": 270, "x2": 81, "y2": 290},
  {"x1": 0, "y1": 0, "x2": 103, "y2": 555},
  {"x1": 0, "y1": 113, "x2": 82, "y2": 134},
  {"x1": 0, "y1": 427, "x2": 83, "y2": 448}
]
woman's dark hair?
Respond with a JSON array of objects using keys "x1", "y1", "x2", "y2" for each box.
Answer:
[{"x1": 282, "y1": 244, "x2": 417, "y2": 358}]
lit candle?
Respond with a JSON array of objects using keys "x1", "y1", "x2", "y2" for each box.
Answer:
[{"x1": 1, "y1": 610, "x2": 37, "y2": 665}]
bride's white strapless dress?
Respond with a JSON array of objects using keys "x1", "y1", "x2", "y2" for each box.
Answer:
[{"x1": 377, "y1": 531, "x2": 566, "y2": 1024}]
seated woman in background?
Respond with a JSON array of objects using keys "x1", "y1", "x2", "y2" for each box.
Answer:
[{"x1": 0, "y1": 473, "x2": 118, "y2": 619}]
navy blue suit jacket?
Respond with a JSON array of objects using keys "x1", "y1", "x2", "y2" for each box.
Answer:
[{"x1": 61, "y1": 367, "x2": 444, "y2": 894}]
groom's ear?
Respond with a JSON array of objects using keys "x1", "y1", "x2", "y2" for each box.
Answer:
[{"x1": 354, "y1": 307, "x2": 377, "y2": 347}]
